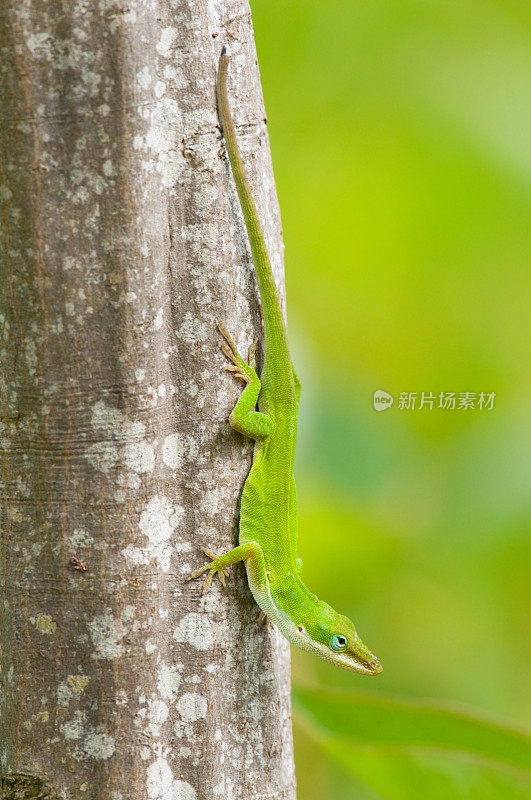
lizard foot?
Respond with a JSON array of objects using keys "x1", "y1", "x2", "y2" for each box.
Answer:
[
  {"x1": 217, "y1": 320, "x2": 258, "y2": 385},
  {"x1": 187, "y1": 546, "x2": 229, "y2": 594}
]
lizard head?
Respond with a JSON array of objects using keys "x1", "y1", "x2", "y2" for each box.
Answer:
[{"x1": 296, "y1": 601, "x2": 382, "y2": 675}]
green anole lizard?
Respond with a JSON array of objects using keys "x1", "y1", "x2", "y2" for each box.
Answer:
[{"x1": 189, "y1": 48, "x2": 382, "y2": 675}]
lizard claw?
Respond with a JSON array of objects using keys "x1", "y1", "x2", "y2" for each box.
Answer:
[
  {"x1": 217, "y1": 319, "x2": 237, "y2": 351},
  {"x1": 220, "y1": 339, "x2": 237, "y2": 363},
  {"x1": 222, "y1": 365, "x2": 249, "y2": 382}
]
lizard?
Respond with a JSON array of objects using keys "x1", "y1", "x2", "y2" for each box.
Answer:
[{"x1": 188, "y1": 47, "x2": 382, "y2": 675}]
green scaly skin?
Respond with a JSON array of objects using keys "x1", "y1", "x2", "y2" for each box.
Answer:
[{"x1": 189, "y1": 49, "x2": 382, "y2": 675}]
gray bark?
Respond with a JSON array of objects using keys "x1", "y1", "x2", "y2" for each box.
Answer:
[{"x1": 0, "y1": 1, "x2": 295, "y2": 799}]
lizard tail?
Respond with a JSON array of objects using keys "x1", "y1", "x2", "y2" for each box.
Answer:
[{"x1": 216, "y1": 48, "x2": 289, "y2": 367}]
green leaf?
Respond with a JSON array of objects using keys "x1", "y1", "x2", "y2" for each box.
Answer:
[{"x1": 293, "y1": 686, "x2": 531, "y2": 800}]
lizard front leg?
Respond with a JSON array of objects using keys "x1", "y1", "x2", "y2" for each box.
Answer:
[
  {"x1": 217, "y1": 320, "x2": 273, "y2": 439},
  {"x1": 187, "y1": 540, "x2": 267, "y2": 595}
]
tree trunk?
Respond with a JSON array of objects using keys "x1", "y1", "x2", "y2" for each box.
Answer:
[{"x1": 0, "y1": 1, "x2": 295, "y2": 798}]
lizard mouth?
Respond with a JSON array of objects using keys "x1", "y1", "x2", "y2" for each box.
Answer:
[{"x1": 352, "y1": 654, "x2": 383, "y2": 675}]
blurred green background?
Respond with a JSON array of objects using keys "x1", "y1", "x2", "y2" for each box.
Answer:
[{"x1": 251, "y1": 1, "x2": 531, "y2": 797}]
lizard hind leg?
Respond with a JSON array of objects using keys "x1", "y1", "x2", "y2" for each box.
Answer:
[{"x1": 217, "y1": 320, "x2": 273, "y2": 440}]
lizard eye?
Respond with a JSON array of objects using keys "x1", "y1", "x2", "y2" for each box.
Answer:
[{"x1": 330, "y1": 634, "x2": 347, "y2": 652}]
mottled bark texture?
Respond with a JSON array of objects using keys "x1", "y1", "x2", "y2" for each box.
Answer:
[{"x1": 0, "y1": 1, "x2": 295, "y2": 798}]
